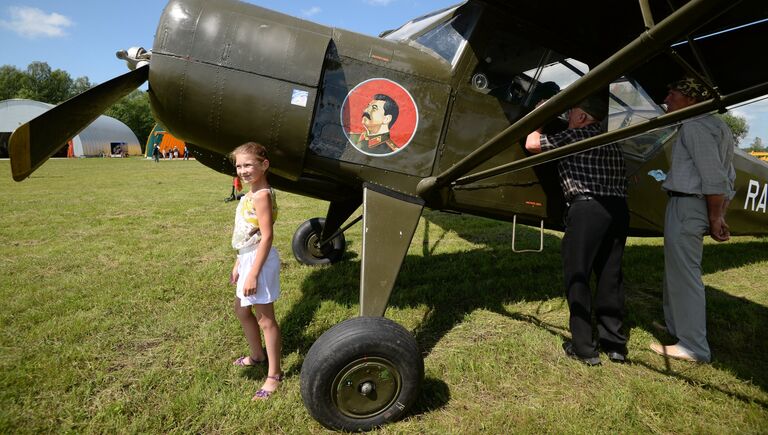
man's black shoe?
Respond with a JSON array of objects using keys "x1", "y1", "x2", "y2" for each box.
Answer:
[
  {"x1": 562, "y1": 342, "x2": 601, "y2": 366},
  {"x1": 605, "y1": 351, "x2": 628, "y2": 363}
]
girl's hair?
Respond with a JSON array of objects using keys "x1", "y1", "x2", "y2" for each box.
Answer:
[{"x1": 230, "y1": 142, "x2": 268, "y2": 163}]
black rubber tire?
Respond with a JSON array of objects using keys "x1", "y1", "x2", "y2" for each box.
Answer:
[
  {"x1": 300, "y1": 317, "x2": 424, "y2": 432},
  {"x1": 291, "y1": 218, "x2": 346, "y2": 265}
]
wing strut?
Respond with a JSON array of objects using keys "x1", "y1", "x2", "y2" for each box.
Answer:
[
  {"x1": 454, "y1": 82, "x2": 768, "y2": 186},
  {"x1": 416, "y1": 0, "x2": 741, "y2": 199},
  {"x1": 639, "y1": 0, "x2": 656, "y2": 29}
]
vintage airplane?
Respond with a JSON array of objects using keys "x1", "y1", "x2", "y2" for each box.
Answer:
[{"x1": 8, "y1": 0, "x2": 768, "y2": 431}]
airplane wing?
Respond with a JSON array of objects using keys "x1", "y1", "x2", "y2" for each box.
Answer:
[
  {"x1": 479, "y1": 0, "x2": 768, "y2": 102},
  {"x1": 420, "y1": 0, "x2": 768, "y2": 196}
]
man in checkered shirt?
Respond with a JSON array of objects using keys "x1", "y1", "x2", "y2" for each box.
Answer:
[{"x1": 526, "y1": 91, "x2": 629, "y2": 366}]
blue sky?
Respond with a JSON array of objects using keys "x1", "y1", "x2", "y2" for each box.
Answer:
[{"x1": 1, "y1": 0, "x2": 766, "y2": 147}]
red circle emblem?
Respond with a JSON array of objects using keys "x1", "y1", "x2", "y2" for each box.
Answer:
[{"x1": 341, "y1": 78, "x2": 419, "y2": 157}]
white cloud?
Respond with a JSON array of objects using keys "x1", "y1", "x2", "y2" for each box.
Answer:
[
  {"x1": 745, "y1": 97, "x2": 768, "y2": 113},
  {"x1": 366, "y1": 0, "x2": 395, "y2": 6},
  {"x1": 731, "y1": 107, "x2": 755, "y2": 122},
  {"x1": 0, "y1": 6, "x2": 73, "y2": 38},
  {"x1": 301, "y1": 6, "x2": 321, "y2": 17}
]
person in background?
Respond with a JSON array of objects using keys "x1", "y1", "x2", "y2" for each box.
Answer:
[
  {"x1": 526, "y1": 91, "x2": 629, "y2": 366},
  {"x1": 649, "y1": 77, "x2": 735, "y2": 363},
  {"x1": 226, "y1": 176, "x2": 244, "y2": 202},
  {"x1": 229, "y1": 142, "x2": 284, "y2": 400}
]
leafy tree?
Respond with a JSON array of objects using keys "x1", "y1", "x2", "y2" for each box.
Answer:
[
  {"x1": 69, "y1": 76, "x2": 93, "y2": 99},
  {"x1": 718, "y1": 112, "x2": 748, "y2": 146},
  {"x1": 16, "y1": 61, "x2": 74, "y2": 104},
  {"x1": 0, "y1": 65, "x2": 25, "y2": 101},
  {"x1": 105, "y1": 89, "x2": 155, "y2": 151},
  {"x1": 746, "y1": 136, "x2": 765, "y2": 152},
  {"x1": 0, "y1": 62, "x2": 93, "y2": 104}
]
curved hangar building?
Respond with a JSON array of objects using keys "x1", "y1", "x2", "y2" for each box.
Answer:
[{"x1": 0, "y1": 99, "x2": 141, "y2": 158}]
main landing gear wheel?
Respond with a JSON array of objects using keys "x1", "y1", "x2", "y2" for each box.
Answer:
[
  {"x1": 291, "y1": 217, "x2": 346, "y2": 265},
  {"x1": 300, "y1": 317, "x2": 424, "y2": 432}
]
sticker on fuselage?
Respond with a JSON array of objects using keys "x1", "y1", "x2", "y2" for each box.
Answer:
[
  {"x1": 647, "y1": 169, "x2": 667, "y2": 182},
  {"x1": 340, "y1": 78, "x2": 418, "y2": 157},
  {"x1": 291, "y1": 89, "x2": 309, "y2": 107}
]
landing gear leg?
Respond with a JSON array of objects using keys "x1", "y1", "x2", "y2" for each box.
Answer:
[{"x1": 291, "y1": 198, "x2": 361, "y2": 265}]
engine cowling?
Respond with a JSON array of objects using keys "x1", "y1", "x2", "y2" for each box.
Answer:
[{"x1": 148, "y1": 0, "x2": 332, "y2": 180}]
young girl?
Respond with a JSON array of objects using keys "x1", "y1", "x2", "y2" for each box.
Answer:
[{"x1": 229, "y1": 142, "x2": 283, "y2": 400}]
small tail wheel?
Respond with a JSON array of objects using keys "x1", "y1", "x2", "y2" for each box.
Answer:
[
  {"x1": 291, "y1": 217, "x2": 346, "y2": 265},
  {"x1": 300, "y1": 317, "x2": 424, "y2": 431}
]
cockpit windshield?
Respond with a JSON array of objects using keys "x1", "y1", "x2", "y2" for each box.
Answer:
[
  {"x1": 525, "y1": 62, "x2": 669, "y2": 159},
  {"x1": 472, "y1": 50, "x2": 668, "y2": 160},
  {"x1": 383, "y1": 1, "x2": 478, "y2": 67},
  {"x1": 608, "y1": 77, "x2": 673, "y2": 160},
  {"x1": 383, "y1": 6, "x2": 457, "y2": 42}
]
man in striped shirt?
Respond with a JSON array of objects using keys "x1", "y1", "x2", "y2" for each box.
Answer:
[{"x1": 526, "y1": 91, "x2": 629, "y2": 366}]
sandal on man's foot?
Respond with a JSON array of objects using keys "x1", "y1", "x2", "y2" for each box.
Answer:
[
  {"x1": 252, "y1": 373, "x2": 284, "y2": 401},
  {"x1": 233, "y1": 354, "x2": 267, "y2": 367}
]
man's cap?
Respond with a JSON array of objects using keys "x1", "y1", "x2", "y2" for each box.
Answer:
[
  {"x1": 668, "y1": 77, "x2": 710, "y2": 101},
  {"x1": 530, "y1": 81, "x2": 561, "y2": 103},
  {"x1": 576, "y1": 90, "x2": 609, "y2": 121}
]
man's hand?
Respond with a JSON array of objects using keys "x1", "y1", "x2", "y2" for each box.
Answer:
[
  {"x1": 706, "y1": 194, "x2": 730, "y2": 242},
  {"x1": 709, "y1": 216, "x2": 730, "y2": 242},
  {"x1": 525, "y1": 131, "x2": 543, "y2": 154}
]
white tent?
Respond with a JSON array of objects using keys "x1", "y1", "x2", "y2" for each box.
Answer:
[{"x1": 0, "y1": 99, "x2": 141, "y2": 157}]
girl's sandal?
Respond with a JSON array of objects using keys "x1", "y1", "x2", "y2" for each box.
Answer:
[
  {"x1": 233, "y1": 354, "x2": 267, "y2": 367},
  {"x1": 252, "y1": 373, "x2": 284, "y2": 400}
]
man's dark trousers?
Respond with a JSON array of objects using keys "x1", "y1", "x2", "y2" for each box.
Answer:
[{"x1": 562, "y1": 196, "x2": 629, "y2": 358}]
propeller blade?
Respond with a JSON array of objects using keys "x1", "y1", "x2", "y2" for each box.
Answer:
[{"x1": 9, "y1": 65, "x2": 149, "y2": 181}]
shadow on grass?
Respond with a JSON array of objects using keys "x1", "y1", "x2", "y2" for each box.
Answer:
[
  {"x1": 412, "y1": 377, "x2": 451, "y2": 415},
  {"x1": 625, "y1": 241, "x2": 768, "y2": 399},
  {"x1": 280, "y1": 213, "x2": 768, "y2": 416}
]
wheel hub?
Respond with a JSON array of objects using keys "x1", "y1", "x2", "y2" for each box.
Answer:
[
  {"x1": 306, "y1": 233, "x2": 328, "y2": 258},
  {"x1": 359, "y1": 381, "x2": 374, "y2": 396},
  {"x1": 331, "y1": 357, "x2": 401, "y2": 419}
]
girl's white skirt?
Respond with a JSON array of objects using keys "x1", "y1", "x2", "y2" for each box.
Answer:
[{"x1": 236, "y1": 245, "x2": 280, "y2": 307}]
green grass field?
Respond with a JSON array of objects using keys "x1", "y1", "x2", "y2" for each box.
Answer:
[{"x1": 1, "y1": 158, "x2": 766, "y2": 434}]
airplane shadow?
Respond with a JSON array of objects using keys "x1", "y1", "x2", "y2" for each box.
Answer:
[{"x1": 278, "y1": 213, "x2": 768, "y2": 416}]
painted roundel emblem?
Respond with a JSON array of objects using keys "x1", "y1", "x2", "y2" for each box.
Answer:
[{"x1": 341, "y1": 78, "x2": 419, "y2": 157}]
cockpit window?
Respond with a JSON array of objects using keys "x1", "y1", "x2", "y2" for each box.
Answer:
[
  {"x1": 382, "y1": 7, "x2": 456, "y2": 42},
  {"x1": 609, "y1": 78, "x2": 661, "y2": 121},
  {"x1": 470, "y1": 51, "x2": 587, "y2": 109},
  {"x1": 383, "y1": 2, "x2": 479, "y2": 67},
  {"x1": 608, "y1": 78, "x2": 672, "y2": 159},
  {"x1": 523, "y1": 59, "x2": 587, "y2": 93},
  {"x1": 521, "y1": 57, "x2": 588, "y2": 107}
]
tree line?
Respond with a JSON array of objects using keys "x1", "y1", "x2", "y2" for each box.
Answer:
[{"x1": 1, "y1": 62, "x2": 154, "y2": 150}]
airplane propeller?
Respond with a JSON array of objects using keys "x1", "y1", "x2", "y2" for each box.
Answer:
[{"x1": 9, "y1": 64, "x2": 149, "y2": 181}]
